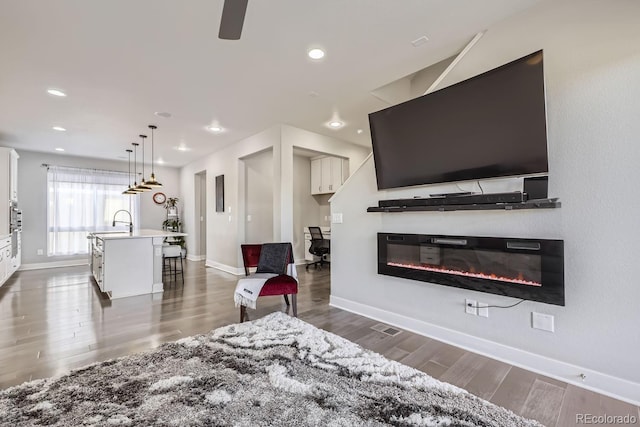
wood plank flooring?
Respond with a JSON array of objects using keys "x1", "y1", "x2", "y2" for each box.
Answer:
[{"x1": 0, "y1": 262, "x2": 638, "y2": 426}]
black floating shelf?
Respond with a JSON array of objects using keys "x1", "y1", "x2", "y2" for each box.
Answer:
[{"x1": 366, "y1": 199, "x2": 561, "y2": 213}]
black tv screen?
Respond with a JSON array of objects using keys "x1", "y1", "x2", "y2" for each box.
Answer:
[{"x1": 369, "y1": 50, "x2": 548, "y2": 190}]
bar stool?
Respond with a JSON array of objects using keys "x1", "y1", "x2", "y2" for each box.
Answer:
[{"x1": 162, "y1": 244, "x2": 184, "y2": 284}]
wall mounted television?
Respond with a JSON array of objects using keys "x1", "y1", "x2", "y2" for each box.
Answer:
[{"x1": 369, "y1": 50, "x2": 548, "y2": 190}]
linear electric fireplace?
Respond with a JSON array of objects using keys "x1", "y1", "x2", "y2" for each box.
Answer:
[{"x1": 378, "y1": 233, "x2": 564, "y2": 306}]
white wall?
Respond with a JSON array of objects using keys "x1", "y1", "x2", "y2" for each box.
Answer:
[
  {"x1": 180, "y1": 126, "x2": 280, "y2": 272},
  {"x1": 179, "y1": 124, "x2": 370, "y2": 271},
  {"x1": 330, "y1": 0, "x2": 640, "y2": 404},
  {"x1": 16, "y1": 149, "x2": 180, "y2": 266},
  {"x1": 243, "y1": 149, "x2": 274, "y2": 244}
]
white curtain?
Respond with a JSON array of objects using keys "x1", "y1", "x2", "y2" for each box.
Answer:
[{"x1": 47, "y1": 166, "x2": 140, "y2": 256}]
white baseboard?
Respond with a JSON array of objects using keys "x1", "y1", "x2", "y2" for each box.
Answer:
[
  {"x1": 19, "y1": 260, "x2": 88, "y2": 271},
  {"x1": 205, "y1": 259, "x2": 244, "y2": 276},
  {"x1": 330, "y1": 295, "x2": 640, "y2": 406},
  {"x1": 187, "y1": 254, "x2": 206, "y2": 261}
]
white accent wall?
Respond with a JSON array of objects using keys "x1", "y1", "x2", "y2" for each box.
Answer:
[
  {"x1": 179, "y1": 125, "x2": 369, "y2": 272},
  {"x1": 330, "y1": 0, "x2": 640, "y2": 404}
]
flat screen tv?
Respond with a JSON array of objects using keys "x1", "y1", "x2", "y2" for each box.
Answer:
[{"x1": 369, "y1": 50, "x2": 548, "y2": 190}]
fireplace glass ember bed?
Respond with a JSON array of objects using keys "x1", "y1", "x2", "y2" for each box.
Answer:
[{"x1": 378, "y1": 233, "x2": 564, "y2": 306}]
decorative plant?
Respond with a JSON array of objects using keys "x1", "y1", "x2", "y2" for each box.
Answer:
[{"x1": 164, "y1": 197, "x2": 179, "y2": 209}]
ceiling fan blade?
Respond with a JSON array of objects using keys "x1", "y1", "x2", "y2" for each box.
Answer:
[{"x1": 218, "y1": 0, "x2": 248, "y2": 40}]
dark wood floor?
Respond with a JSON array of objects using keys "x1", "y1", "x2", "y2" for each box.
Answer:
[{"x1": 0, "y1": 261, "x2": 637, "y2": 426}]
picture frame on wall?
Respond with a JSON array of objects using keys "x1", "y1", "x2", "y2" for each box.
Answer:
[{"x1": 215, "y1": 174, "x2": 224, "y2": 212}]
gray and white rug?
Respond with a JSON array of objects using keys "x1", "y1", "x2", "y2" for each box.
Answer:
[{"x1": 0, "y1": 312, "x2": 542, "y2": 426}]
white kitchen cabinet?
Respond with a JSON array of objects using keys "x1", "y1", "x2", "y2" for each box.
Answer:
[
  {"x1": 10, "y1": 150, "x2": 18, "y2": 202},
  {"x1": 0, "y1": 237, "x2": 10, "y2": 287},
  {"x1": 310, "y1": 156, "x2": 345, "y2": 195}
]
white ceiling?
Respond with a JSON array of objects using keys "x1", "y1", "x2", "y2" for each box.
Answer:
[{"x1": 0, "y1": 0, "x2": 542, "y2": 167}]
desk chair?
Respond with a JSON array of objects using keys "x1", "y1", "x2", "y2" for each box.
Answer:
[
  {"x1": 162, "y1": 244, "x2": 184, "y2": 284},
  {"x1": 239, "y1": 244, "x2": 298, "y2": 322},
  {"x1": 306, "y1": 226, "x2": 330, "y2": 270}
]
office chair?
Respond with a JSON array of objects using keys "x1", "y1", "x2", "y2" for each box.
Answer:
[{"x1": 306, "y1": 226, "x2": 330, "y2": 270}]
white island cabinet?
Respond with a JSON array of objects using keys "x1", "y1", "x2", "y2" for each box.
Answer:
[{"x1": 88, "y1": 229, "x2": 187, "y2": 299}]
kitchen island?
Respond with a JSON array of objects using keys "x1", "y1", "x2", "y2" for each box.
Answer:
[{"x1": 88, "y1": 229, "x2": 187, "y2": 299}]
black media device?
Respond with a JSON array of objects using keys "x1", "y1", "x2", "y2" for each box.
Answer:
[
  {"x1": 369, "y1": 50, "x2": 549, "y2": 190},
  {"x1": 523, "y1": 176, "x2": 548, "y2": 200},
  {"x1": 379, "y1": 192, "x2": 526, "y2": 208}
]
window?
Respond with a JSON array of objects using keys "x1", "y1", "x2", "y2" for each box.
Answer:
[{"x1": 47, "y1": 166, "x2": 140, "y2": 256}]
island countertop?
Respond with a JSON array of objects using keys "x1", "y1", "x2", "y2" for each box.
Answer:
[{"x1": 90, "y1": 229, "x2": 187, "y2": 240}]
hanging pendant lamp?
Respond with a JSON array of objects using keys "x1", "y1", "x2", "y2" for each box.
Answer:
[
  {"x1": 122, "y1": 149, "x2": 138, "y2": 194},
  {"x1": 130, "y1": 142, "x2": 144, "y2": 193},
  {"x1": 135, "y1": 134, "x2": 152, "y2": 192},
  {"x1": 144, "y1": 125, "x2": 162, "y2": 188}
]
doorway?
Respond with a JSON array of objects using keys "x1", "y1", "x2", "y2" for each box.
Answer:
[{"x1": 194, "y1": 171, "x2": 207, "y2": 260}]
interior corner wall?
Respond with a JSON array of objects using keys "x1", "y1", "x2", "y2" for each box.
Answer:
[
  {"x1": 180, "y1": 126, "x2": 281, "y2": 272},
  {"x1": 243, "y1": 149, "x2": 274, "y2": 244},
  {"x1": 280, "y1": 125, "x2": 371, "y2": 261},
  {"x1": 292, "y1": 155, "x2": 314, "y2": 260},
  {"x1": 329, "y1": 0, "x2": 640, "y2": 404},
  {"x1": 16, "y1": 149, "x2": 180, "y2": 267}
]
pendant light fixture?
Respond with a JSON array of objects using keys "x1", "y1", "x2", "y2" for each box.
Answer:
[
  {"x1": 130, "y1": 142, "x2": 144, "y2": 193},
  {"x1": 122, "y1": 149, "x2": 138, "y2": 194},
  {"x1": 135, "y1": 134, "x2": 152, "y2": 192},
  {"x1": 144, "y1": 124, "x2": 162, "y2": 188}
]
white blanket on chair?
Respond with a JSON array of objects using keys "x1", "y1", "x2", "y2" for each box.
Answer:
[{"x1": 234, "y1": 264, "x2": 297, "y2": 310}]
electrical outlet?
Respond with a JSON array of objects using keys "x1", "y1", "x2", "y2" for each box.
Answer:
[
  {"x1": 465, "y1": 299, "x2": 477, "y2": 315},
  {"x1": 37, "y1": 249, "x2": 44, "y2": 256},
  {"x1": 478, "y1": 302, "x2": 489, "y2": 317},
  {"x1": 532, "y1": 312, "x2": 555, "y2": 332},
  {"x1": 247, "y1": 215, "x2": 252, "y2": 222}
]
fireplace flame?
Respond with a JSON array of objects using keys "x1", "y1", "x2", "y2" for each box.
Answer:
[{"x1": 387, "y1": 262, "x2": 542, "y2": 287}]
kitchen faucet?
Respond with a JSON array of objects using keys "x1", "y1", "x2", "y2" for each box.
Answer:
[{"x1": 112, "y1": 210, "x2": 133, "y2": 233}]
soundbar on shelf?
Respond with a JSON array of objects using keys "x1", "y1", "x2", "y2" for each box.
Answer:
[{"x1": 378, "y1": 192, "x2": 526, "y2": 208}]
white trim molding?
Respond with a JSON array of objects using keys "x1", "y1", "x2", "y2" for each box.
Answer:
[
  {"x1": 205, "y1": 259, "x2": 244, "y2": 276},
  {"x1": 187, "y1": 254, "x2": 206, "y2": 262},
  {"x1": 19, "y1": 260, "x2": 88, "y2": 271},
  {"x1": 330, "y1": 296, "x2": 640, "y2": 406}
]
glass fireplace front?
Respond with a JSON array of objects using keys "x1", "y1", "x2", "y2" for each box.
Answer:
[{"x1": 378, "y1": 233, "x2": 564, "y2": 306}]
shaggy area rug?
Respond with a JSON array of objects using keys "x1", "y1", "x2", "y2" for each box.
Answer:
[{"x1": 0, "y1": 312, "x2": 542, "y2": 426}]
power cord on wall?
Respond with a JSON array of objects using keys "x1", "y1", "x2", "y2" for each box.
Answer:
[{"x1": 466, "y1": 299, "x2": 526, "y2": 309}]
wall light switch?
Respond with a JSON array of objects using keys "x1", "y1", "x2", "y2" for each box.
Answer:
[
  {"x1": 478, "y1": 302, "x2": 489, "y2": 318},
  {"x1": 37, "y1": 249, "x2": 44, "y2": 256},
  {"x1": 332, "y1": 213, "x2": 343, "y2": 224},
  {"x1": 532, "y1": 312, "x2": 555, "y2": 332},
  {"x1": 228, "y1": 215, "x2": 232, "y2": 223},
  {"x1": 247, "y1": 215, "x2": 252, "y2": 222}
]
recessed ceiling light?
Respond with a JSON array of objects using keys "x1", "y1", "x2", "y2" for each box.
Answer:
[
  {"x1": 308, "y1": 48, "x2": 325, "y2": 60},
  {"x1": 47, "y1": 89, "x2": 67, "y2": 97},
  {"x1": 329, "y1": 121, "x2": 343, "y2": 128},
  {"x1": 157, "y1": 158, "x2": 165, "y2": 165},
  {"x1": 174, "y1": 145, "x2": 191, "y2": 152},
  {"x1": 357, "y1": 129, "x2": 364, "y2": 134},
  {"x1": 52, "y1": 126, "x2": 66, "y2": 131},
  {"x1": 154, "y1": 112, "x2": 172, "y2": 118},
  {"x1": 207, "y1": 125, "x2": 223, "y2": 133},
  {"x1": 55, "y1": 147, "x2": 65, "y2": 152}
]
